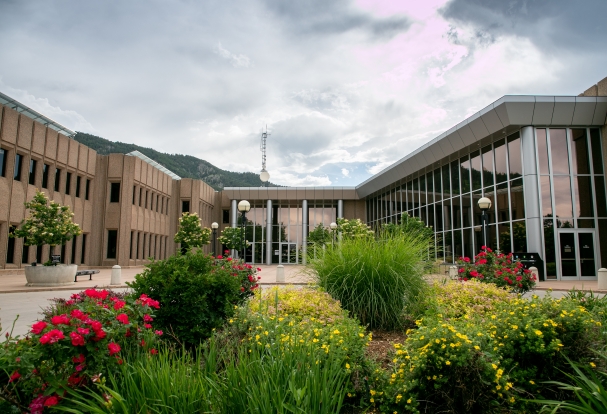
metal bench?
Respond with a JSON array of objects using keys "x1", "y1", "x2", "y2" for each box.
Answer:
[{"x1": 75, "y1": 269, "x2": 100, "y2": 282}]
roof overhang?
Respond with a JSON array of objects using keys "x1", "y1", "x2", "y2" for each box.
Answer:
[
  {"x1": 355, "y1": 95, "x2": 607, "y2": 198},
  {"x1": 223, "y1": 186, "x2": 359, "y2": 201}
]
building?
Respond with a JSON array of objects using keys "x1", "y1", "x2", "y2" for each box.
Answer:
[{"x1": 1, "y1": 77, "x2": 607, "y2": 281}]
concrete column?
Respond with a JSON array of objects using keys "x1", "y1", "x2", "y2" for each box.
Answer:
[
  {"x1": 231, "y1": 199, "x2": 237, "y2": 258},
  {"x1": 598, "y1": 268, "x2": 607, "y2": 290},
  {"x1": 521, "y1": 126, "x2": 543, "y2": 256},
  {"x1": 111, "y1": 265, "x2": 121, "y2": 285},
  {"x1": 337, "y1": 199, "x2": 344, "y2": 219},
  {"x1": 302, "y1": 200, "x2": 308, "y2": 265},
  {"x1": 266, "y1": 199, "x2": 272, "y2": 265}
]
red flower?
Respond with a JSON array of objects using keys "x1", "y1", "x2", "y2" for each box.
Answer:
[
  {"x1": 227, "y1": 257, "x2": 233, "y2": 262},
  {"x1": 40, "y1": 329, "x2": 65, "y2": 345},
  {"x1": 150, "y1": 348, "x2": 158, "y2": 355},
  {"x1": 154, "y1": 330, "x2": 163, "y2": 336},
  {"x1": 217, "y1": 255, "x2": 223, "y2": 259},
  {"x1": 257, "y1": 267, "x2": 262, "y2": 272},
  {"x1": 67, "y1": 373, "x2": 83, "y2": 386},
  {"x1": 476, "y1": 259, "x2": 487, "y2": 265},
  {"x1": 69, "y1": 332, "x2": 86, "y2": 346},
  {"x1": 44, "y1": 396, "x2": 59, "y2": 407},
  {"x1": 89, "y1": 320, "x2": 103, "y2": 332},
  {"x1": 113, "y1": 300, "x2": 126, "y2": 310},
  {"x1": 116, "y1": 314, "x2": 130, "y2": 325},
  {"x1": 93, "y1": 330, "x2": 107, "y2": 341},
  {"x1": 9, "y1": 371, "x2": 20, "y2": 382},
  {"x1": 70, "y1": 309, "x2": 86, "y2": 320},
  {"x1": 72, "y1": 354, "x2": 86, "y2": 364},
  {"x1": 77, "y1": 327, "x2": 90, "y2": 335},
  {"x1": 144, "y1": 323, "x2": 152, "y2": 329},
  {"x1": 470, "y1": 270, "x2": 478, "y2": 277},
  {"x1": 240, "y1": 287, "x2": 245, "y2": 292},
  {"x1": 31, "y1": 321, "x2": 47, "y2": 334},
  {"x1": 108, "y1": 342, "x2": 121, "y2": 356},
  {"x1": 51, "y1": 314, "x2": 70, "y2": 326},
  {"x1": 143, "y1": 314, "x2": 154, "y2": 322}
]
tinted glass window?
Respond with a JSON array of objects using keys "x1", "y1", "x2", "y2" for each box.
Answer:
[
  {"x1": 29, "y1": 159, "x2": 36, "y2": 185},
  {"x1": 570, "y1": 129, "x2": 590, "y2": 174},
  {"x1": 553, "y1": 176, "x2": 573, "y2": 217},
  {"x1": 110, "y1": 182, "x2": 120, "y2": 203},
  {"x1": 574, "y1": 176, "x2": 594, "y2": 217},
  {"x1": 76, "y1": 176, "x2": 81, "y2": 197},
  {"x1": 536, "y1": 129, "x2": 549, "y2": 174},
  {"x1": 596, "y1": 177, "x2": 607, "y2": 217},
  {"x1": 42, "y1": 164, "x2": 49, "y2": 188},
  {"x1": 182, "y1": 200, "x2": 190, "y2": 213},
  {"x1": 482, "y1": 145, "x2": 493, "y2": 187},
  {"x1": 54, "y1": 168, "x2": 61, "y2": 192},
  {"x1": 493, "y1": 140, "x2": 507, "y2": 183},
  {"x1": 540, "y1": 176, "x2": 552, "y2": 217},
  {"x1": 507, "y1": 133, "x2": 522, "y2": 178},
  {"x1": 65, "y1": 172, "x2": 71, "y2": 195},
  {"x1": 0, "y1": 148, "x2": 6, "y2": 177},
  {"x1": 6, "y1": 226, "x2": 16, "y2": 264},
  {"x1": 434, "y1": 169, "x2": 442, "y2": 202},
  {"x1": 550, "y1": 129, "x2": 569, "y2": 174},
  {"x1": 442, "y1": 164, "x2": 450, "y2": 198},
  {"x1": 590, "y1": 128, "x2": 603, "y2": 174},
  {"x1": 460, "y1": 155, "x2": 471, "y2": 193},
  {"x1": 85, "y1": 179, "x2": 91, "y2": 200},
  {"x1": 510, "y1": 178, "x2": 525, "y2": 220},
  {"x1": 420, "y1": 175, "x2": 427, "y2": 206},
  {"x1": 470, "y1": 151, "x2": 482, "y2": 190},
  {"x1": 450, "y1": 160, "x2": 460, "y2": 195},
  {"x1": 14, "y1": 154, "x2": 22, "y2": 181},
  {"x1": 107, "y1": 230, "x2": 118, "y2": 259}
]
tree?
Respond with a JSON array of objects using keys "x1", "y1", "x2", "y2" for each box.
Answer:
[
  {"x1": 11, "y1": 190, "x2": 82, "y2": 265},
  {"x1": 218, "y1": 226, "x2": 250, "y2": 251},
  {"x1": 174, "y1": 212, "x2": 211, "y2": 252},
  {"x1": 308, "y1": 223, "x2": 331, "y2": 246},
  {"x1": 382, "y1": 212, "x2": 434, "y2": 240},
  {"x1": 336, "y1": 218, "x2": 374, "y2": 240}
]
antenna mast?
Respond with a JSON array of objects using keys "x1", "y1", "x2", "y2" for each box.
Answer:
[{"x1": 259, "y1": 126, "x2": 270, "y2": 186}]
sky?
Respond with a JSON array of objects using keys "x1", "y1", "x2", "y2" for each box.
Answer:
[{"x1": 1, "y1": 0, "x2": 606, "y2": 187}]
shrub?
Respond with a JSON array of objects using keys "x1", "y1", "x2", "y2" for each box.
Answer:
[
  {"x1": 336, "y1": 217, "x2": 374, "y2": 240},
  {"x1": 218, "y1": 226, "x2": 249, "y2": 251},
  {"x1": 0, "y1": 289, "x2": 161, "y2": 412},
  {"x1": 174, "y1": 212, "x2": 211, "y2": 250},
  {"x1": 457, "y1": 246, "x2": 537, "y2": 294},
  {"x1": 308, "y1": 231, "x2": 432, "y2": 330},
  {"x1": 127, "y1": 250, "x2": 260, "y2": 346}
]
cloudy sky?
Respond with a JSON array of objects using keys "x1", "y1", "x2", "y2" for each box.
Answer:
[{"x1": 1, "y1": 0, "x2": 606, "y2": 186}]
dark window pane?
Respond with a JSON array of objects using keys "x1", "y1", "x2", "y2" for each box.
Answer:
[
  {"x1": 599, "y1": 219, "x2": 607, "y2": 269},
  {"x1": 570, "y1": 129, "x2": 590, "y2": 174},
  {"x1": 507, "y1": 132, "x2": 522, "y2": 179},
  {"x1": 460, "y1": 155, "x2": 471, "y2": 193},
  {"x1": 443, "y1": 198, "x2": 452, "y2": 231},
  {"x1": 54, "y1": 168, "x2": 61, "y2": 192},
  {"x1": 510, "y1": 178, "x2": 525, "y2": 220},
  {"x1": 463, "y1": 228, "x2": 473, "y2": 259},
  {"x1": 61, "y1": 243, "x2": 66, "y2": 264},
  {"x1": 420, "y1": 175, "x2": 427, "y2": 206},
  {"x1": 139, "y1": 188, "x2": 143, "y2": 206},
  {"x1": 550, "y1": 129, "x2": 570, "y2": 174},
  {"x1": 0, "y1": 148, "x2": 6, "y2": 177},
  {"x1": 574, "y1": 176, "x2": 594, "y2": 217},
  {"x1": 540, "y1": 176, "x2": 552, "y2": 217},
  {"x1": 544, "y1": 220, "x2": 557, "y2": 279},
  {"x1": 444, "y1": 230, "x2": 453, "y2": 263},
  {"x1": 428, "y1": 205, "x2": 435, "y2": 230},
  {"x1": 462, "y1": 193, "x2": 471, "y2": 228},
  {"x1": 110, "y1": 182, "x2": 120, "y2": 203},
  {"x1": 6, "y1": 226, "x2": 15, "y2": 264},
  {"x1": 553, "y1": 176, "x2": 573, "y2": 217},
  {"x1": 512, "y1": 221, "x2": 527, "y2": 253},
  {"x1": 590, "y1": 128, "x2": 603, "y2": 174},
  {"x1": 442, "y1": 164, "x2": 451, "y2": 198},
  {"x1": 182, "y1": 200, "x2": 190, "y2": 213},
  {"x1": 498, "y1": 223, "x2": 512, "y2": 254},
  {"x1": 22, "y1": 237, "x2": 29, "y2": 263},
  {"x1": 223, "y1": 209, "x2": 230, "y2": 223},
  {"x1": 452, "y1": 196, "x2": 462, "y2": 228},
  {"x1": 14, "y1": 154, "x2": 22, "y2": 181},
  {"x1": 482, "y1": 145, "x2": 493, "y2": 187},
  {"x1": 494, "y1": 139, "x2": 507, "y2": 183},
  {"x1": 107, "y1": 230, "x2": 118, "y2": 259},
  {"x1": 596, "y1": 177, "x2": 607, "y2": 217},
  {"x1": 425, "y1": 173, "x2": 433, "y2": 204},
  {"x1": 420, "y1": 205, "x2": 427, "y2": 225},
  {"x1": 65, "y1": 172, "x2": 71, "y2": 195},
  {"x1": 132, "y1": 186, "x2": 136, "y2": 204},
  {"x1": 71, "y1": 236, "x2": 77, "y2": 264},
  {"x1": 434, "y1": 169, "x2": 442, "y2": 202},
  {"x1": 29, "y1": 159, "x2": 36, "y2": 185},
  {"x1": 454, "y1": 229, "x2": 463, "y2": 259},
  {"x1": 484, "y1": 187, "x2": 495, "y2": 224},
  {"x1": 85, "y1": 179, "x2": 91, "y2": 200},
  {"x1": 451, "y1": 160, "x2": 460, "y2": 195},
  {"x1": 156, "y1": 194, "x2": 159, "y2": 212},
  {"x1": 42, "y1": 164, "x2": 49, "y2": 188},
  {"x1": 496, "y1": 182, "x2": 509, "y2": 222},
  {"x1": 434, "y1": 203, "x2": 443, "y2": 231},
  {"x1": 470, "y1": 151, "x2": 482, "y2": 191},
  {"x1": 559, "y1": 232, "x2": 577, "y2": 277},
  {"x1": 81, "y1": 234, "x2": 87, "y2": 264},
  {"x1": 536, "y1": 129, "x2": 549, "y2": 174},
  {"x1": 578, "y1": 219, "x2": 595, "y2": 228},
  {"x1": 472, "y1": 191, "x2": 482, "y2": 227},
  {"x1": 75, "y1": 176, "x2": 81, "y2": 198},
  {"x1": 145, "y1": 191, "x2": 148, "y2": 209}
]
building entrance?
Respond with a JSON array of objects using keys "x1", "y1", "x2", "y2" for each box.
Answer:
[
  {"x1": 279, "y1": 243, "x2": 298, "y2": 264},
  {"x1": 558, "y1": 230, "x2": 597, "y2": 280}
]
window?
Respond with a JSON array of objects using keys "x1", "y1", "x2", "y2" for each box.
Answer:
[
  {"x1": 0, "y1": 148, "x2": 6, "y2": 177},
  {"x1": 29, "y1": 159, "x2": 37, "y2": 185},
  {"x1": 65, "y1": 172, "x2": 72, "y2": 195},
  {"x1": 145, "y1": 191, "x2": 148, "y2": 209},
  {"x1": 14, "y1": 154, "x2": 22, "y2": 181},
  {"x1": 139, "y1": 188, "x2": 142, "y2": 206},
  {"x1": 85, "y1": 179, "x2": 91, "y2": 200},
  {"x1": 54, "y1": 168, "x2": 61, "y2": 192},
  {"x1": 42, "y1": 164, "x2": 49, "y2": 188},
  {"x1": 76, "y1": 176, "x2": 81, "y2": 197},
  {"x1": 156, "y1": 194, "x2": 159, "y2": 212},
  {"x1": 223, "y1": 209, "x2": 230, "y2": 223},
  {"x1": 22, "y1": 237, "x2": 29, "y2": 263},
  {"x1": 81, "y1": 234, "x2": 87, "y2": 264},
  {"x1": 133, "y1": 186, "x2": 136, "y2": 204},
  {"x1": 182, "y1": 200, "x2": 190, "y2": 213},
  {"x1": 130, "y1": 231, "x2": 134, "y2": 259},
  {"x1": 71, "y1": 235, "x2": 77, "y2": 264},
  {"x1": 110, "y1": 182, "x2": 120, "y2": 202},
  {"x1": 107, "y1": 230, "x2": 118, "y2": 259},
  {"x1": 6, "y1": 226, "x2": 16, "y2": 264}
]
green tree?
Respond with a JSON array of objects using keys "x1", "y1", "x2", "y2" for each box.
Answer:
[
  {"x1": 174, "y1": 212, "x2": 211, "y2": 252},
  {"x1": 336, "y1": 218, "x2": 373, "y2": 240},
  {"x1": 11, "y1": 190, "x2": 82, "y2": 265},
  {"x1": 308, "y1": 223, "x2": 331, "y2": 246},
  {"x1": 219, "y1": 226, "x2": 250, "y2": 251},
  {"x1": 382, "y1": 212, "x2": 434, "y2": 240}
]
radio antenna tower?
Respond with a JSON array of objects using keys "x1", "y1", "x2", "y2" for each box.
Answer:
[{"x1": 259, "y1": 126, "x2": 270, "y2": 186}]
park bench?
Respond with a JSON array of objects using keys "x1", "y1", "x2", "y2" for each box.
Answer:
[{"x1": 75, "y1": 269, "x2": 100, "y2": 282}]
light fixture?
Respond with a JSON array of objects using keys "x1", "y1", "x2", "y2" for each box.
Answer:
[
  {"x1": 211, "y1": 222, "x2": 219, "y2": 229},
  {"x1": 477, "y1": 197, "x2": 492, "y2": 210},
  {"x1": 477, "y1": 197, "x2": 492, "y2": 250},
  {"x1": 260, "y1": 169, "x2": 270, "y2": 183},
  {"x1": 211, "y1": 222, "x2": 218, "y2": 256},
  {"x1": 329, "y1": 222, "x2": 337, "y2": 230},
  {"x1": 238, "y1": 200, "x2": 251, "y2": 213},
  {"x1": 238, "y1": 200, "x2": 250, "y2": 262}
]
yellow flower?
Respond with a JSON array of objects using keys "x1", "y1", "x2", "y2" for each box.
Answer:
[
  {"x1": 345, "y1": 363, "x2": 351, "y2": 369},
  {"x1": 446, "y1": 361, "x2": 451, "y2": 366},
  {"x1": 529, "y1": 380, "x2": 535, "y2": 385},
  {"x1": 590, "y1": 362, "x2": 597, "y2": 368},
  {"x1": 474, "y1": 345, "x2": 480, "y2": 350},
  {"x1": 407, "y1": 398, "x2": 412, "y2": 404}
]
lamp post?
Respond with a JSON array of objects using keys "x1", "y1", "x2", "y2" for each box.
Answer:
[
  {"x1": 477, "y1": 197, "x2": 492, "y2": 250},
  {"x1": 237, "y1": 200, "x2": 250, "y2": 262},
  {"x1": 329, "y1": 222, "x2": 337, "y2": 247},
  {"x1": 260, "y1": 169, "x2": 270, "y2": 187},
  {"x1": 211, "y1": 222, "x2": 218, "y2": 256}
]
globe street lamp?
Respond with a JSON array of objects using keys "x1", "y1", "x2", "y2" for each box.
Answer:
[
  {"x1": 211, "y1": 222, "x2": 218, "y2": 256},
  {"x1": 260, "y1": 169, "x2": 270, "y2": 187},
  {"x1": 237, "y1": 200, "x2": 251, "y2": 261},
  {"x1": 329, "y1": 222, "x2": 337, "y2": 247},
  {"x1": 477, "y1": 197, "x2": 492, "y2": 250}
]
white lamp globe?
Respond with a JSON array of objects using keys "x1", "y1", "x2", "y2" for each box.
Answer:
[
  {"x1": 329, "y1": 222, "x2": 338, "y2": 230},
  {"x1": 260, "y1": 170, "x2": 270, "y2": 183},
  {"x1": 477, "y1": 197, "x2": 492, "y2": 210},
  {"x1": 211, "y1": 222, "x2": 219, "y2": 229},
  {"x1": 238, "y1": 200, "x2": 251, "y2": 212}
]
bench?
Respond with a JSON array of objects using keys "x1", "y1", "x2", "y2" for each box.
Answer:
[{"x1": 75, "y1": 269, "x2": 100, "y2": 282}]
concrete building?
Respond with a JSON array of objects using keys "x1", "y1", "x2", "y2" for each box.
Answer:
[{"x1": 1, "y1": 77, "x2": 607, "y2": 281}]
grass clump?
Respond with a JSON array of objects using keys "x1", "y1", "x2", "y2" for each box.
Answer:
[{"x1": 308, "y1": 230, "x2": 433, "y2": 330}]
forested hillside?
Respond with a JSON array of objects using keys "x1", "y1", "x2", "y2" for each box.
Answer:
[{"x1": 74, "y1": 132, "x2": 279, "y2": 190}]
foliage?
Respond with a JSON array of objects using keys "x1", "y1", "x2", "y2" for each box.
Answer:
[
  {"x1": 457, "y1": 246, "x2": 537, "y2": 294},
  {"x1": 218, "y1": 226, "x2": 250, "y2": 251},
  {"x1": 11, "y1": 191, "x2": 81, "y2": 261},
  {"x1": 381, "y1": 212, "x2": 434, "y2": 240},
  {"x1": 307, "y1": 223, "x2": 332, "y2": 246},
  {"x1": 173, "y1": 212, "x2": 211, "y2": 250},
  {"x1": 74, "y1": 132, "x2": 280, "y2": 190},
  {"x1": 0, "y1": 289, "x2": 161, "y2": 412},
  {"x1": 127, "y1": 250, "x2": 259, "y2": 346},
  {"x1": 336, "y1": 217, "x2": 374, "y2": 240},
  {"x1": 532, "y1": 353, "x2": 607, "y2": 413},
  {"x1": 308, "y1": 230, "x2": 433, "y2": 330}
]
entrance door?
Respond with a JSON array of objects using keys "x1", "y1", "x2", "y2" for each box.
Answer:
[
  {"x1": 279, "y1": 243, "x2": 298, "y2": 264},
  {"x1": 558, "y1": 230, "x2": 597, "y2": 280}
]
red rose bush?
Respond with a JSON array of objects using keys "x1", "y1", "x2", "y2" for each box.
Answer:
[
  {"x1": 0, "y1": 289, "x2": 162, "y2": 412},
  {"x1": 456, "y1": 246, "x2": 537, "y2": 294}
]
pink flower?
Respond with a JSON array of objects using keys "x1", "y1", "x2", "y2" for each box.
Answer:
[
  {"x1": 227, "y1": 257, "x2": 233, "y2": 262},
  {"x1": 143, "y1": 314, "x2": 154, "y2": 323},
  {"x1": 39, "y1": 329, "x2": 65, "y2": 345},
  {"x1": 116, "y1": 314, "x2": 129, "y2": 325},
  {"x1": 9, "y1": 371, "x2": 20, "y2": 382},
  {"x1": 154, "y1": 330, "x2": 163, "y2": 336},
  {"x1": 31, "y1": 321, "x2": 47, "y2": 334},
  {"x1": 108, "y1": 342, "x2": 121, "y2": 356},
  {"x1": 77, "y1": 327, "x2": 90, "y2": 335},
  {"x1": 51, "y1": 314, "x2": 70, "y2": 326},
  {"x1": 217, "y1": 255, "x2": 223, "y2": 259},
  {"x1": 69, "y1": 332, "x2": 86, "y2": 346},
  {"x1": 144, "y1": 323, "x2": 152, "y2": 329}
]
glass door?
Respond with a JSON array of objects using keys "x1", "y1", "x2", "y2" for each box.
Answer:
[
  {"x1": 558, "y1": 230, "x2": 597, "y2": 280},
  {"x1": 279, "y1": 243, "x2": 298, "y2": 264}
]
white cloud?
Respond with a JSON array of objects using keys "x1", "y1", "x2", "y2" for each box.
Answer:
[
  {"x1": 213, "y1": 42, "x2": 252, "y2": 68},
  {"x1": 341, "y1": 168, "x2": 349, "y2": 177}
]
